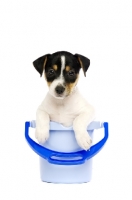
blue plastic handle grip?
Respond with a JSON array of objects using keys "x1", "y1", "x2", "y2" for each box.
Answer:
[{"x1": 25, "y1": 122, "x2": 108, "y2": 165}]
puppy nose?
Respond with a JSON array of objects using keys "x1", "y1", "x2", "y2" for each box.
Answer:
[{"x1": 55, "y1": 86, "x2": 65, "y2": 94}]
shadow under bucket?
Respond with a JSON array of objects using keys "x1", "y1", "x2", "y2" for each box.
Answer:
[{"x1": 25, "y1": 121, "x2": 108, "y2": 183}]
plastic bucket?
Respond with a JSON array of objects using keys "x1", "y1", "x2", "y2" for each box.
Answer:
[{"x1": 25, "y1": 121, "x2": 108, "y2": 183}]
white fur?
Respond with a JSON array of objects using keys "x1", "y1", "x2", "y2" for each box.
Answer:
[
  {"x1": 60, "y1": 56, "x2": 65, "y2": 77},
  {"x1": 35, "y1": 87, "x2": 95, "y2": 150},
  {"x1": 49, "y1": 56, "x2": 66, "y2": 99}
]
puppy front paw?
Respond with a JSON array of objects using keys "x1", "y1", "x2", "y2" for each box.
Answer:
[
  {"x1": 35, "y1": 128, "x2": 49, "y2": 144},
  {"x1": 75, "y1": 131, "x2": 92, "y2": 151}
]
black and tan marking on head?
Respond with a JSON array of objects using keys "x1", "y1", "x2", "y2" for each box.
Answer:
[{"x1": 33, "y1": 51, "x2": 90, "y2": 98}]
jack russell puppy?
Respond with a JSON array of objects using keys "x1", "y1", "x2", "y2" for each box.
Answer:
[{"x1": 33, "y1": 51, "x2": 95, "y2": 150}]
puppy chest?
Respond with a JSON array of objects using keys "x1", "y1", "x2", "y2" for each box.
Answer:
[
  {"x1": 48, "y1": 106, "x2": 77, "y2": 126},
  {"x1": 50, "y1": 115, "x2": 76, "y2": 126}
]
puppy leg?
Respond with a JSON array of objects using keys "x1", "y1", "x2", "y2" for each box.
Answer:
[
  {"x1": 73, "y1": 107, "x2": 95, "y2": 150},
  {"x1": 35, "y1": 108, "x2": 50, "y2": 144}
]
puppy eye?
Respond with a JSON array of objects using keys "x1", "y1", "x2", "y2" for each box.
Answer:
[
  {"x1": 48, "y1": 69, "x2": 55, "y2": 76},
  {"x1": 68, "y1": 70, "x2": 75, "y2": 76}
]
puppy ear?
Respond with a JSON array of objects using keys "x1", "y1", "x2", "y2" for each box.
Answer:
[
  {"x1": 74, "y1": 54, "x2": 90, "y2": 77},
  {"x1": 33, "y1": 54, "x2": 50, "y2": 76}
]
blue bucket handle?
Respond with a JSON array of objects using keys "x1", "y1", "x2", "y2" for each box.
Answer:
[{"x1": 25, "y1": 121, "x2": 108, "y2": 165}]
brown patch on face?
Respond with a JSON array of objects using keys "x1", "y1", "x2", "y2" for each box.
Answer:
[
  {"x1": 43, "y1": 56, "x2": 47, "y2": 69},
  {"x1": 78, "y1": 57, "x2": 86, "y2": 77},
  {"x1": 47, "y1": 82, "x2": 52, "y2": 87},
  {"x1": 65, "y1": 65, "x2": 70, "y2": 72},
  {"x1": 53, "y1": 64, "x2": 58, "y2": 71},
  {"x1": 66, "y1": 75, "x2": 79, "y2": 95},
  {"x1": 44, "y1": 73, "x2": 52, "y2": 87}
]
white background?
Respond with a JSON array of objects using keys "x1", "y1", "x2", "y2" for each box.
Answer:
[{"x1": 0, "y1": 0, "x2": 132, "y2": 199}]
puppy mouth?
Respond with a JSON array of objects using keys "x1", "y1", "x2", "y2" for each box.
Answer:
[
  {"x1": 49, "y1": 84, "x2": 75, "y2": 99},
  {"x1": 49, "y1": 93, "x2": 64, "y2": 99},
  {"x1": 55, "y1": 91, "x2": 72, "y2": 99},
  {"x1": 54, "y1": 87, "x2": 75, "y2": 99},
  {"x1": 55, "y1": 95, "x2": 65, "y2": 99},
  {"x1": 54, "y1": 91, "x2": 67, "y2": 99},
  {"x1": 48, "y1": 90, "x2": 65, "y2": 99}
]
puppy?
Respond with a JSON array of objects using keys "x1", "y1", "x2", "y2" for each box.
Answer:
[{"x1": 33, "y1": 51, "x2": 95, "y2": 150}]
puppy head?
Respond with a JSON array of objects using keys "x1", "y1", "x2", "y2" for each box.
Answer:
[{"x1": 33, "y1": 51, "x2": 90, "y2": 99}]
